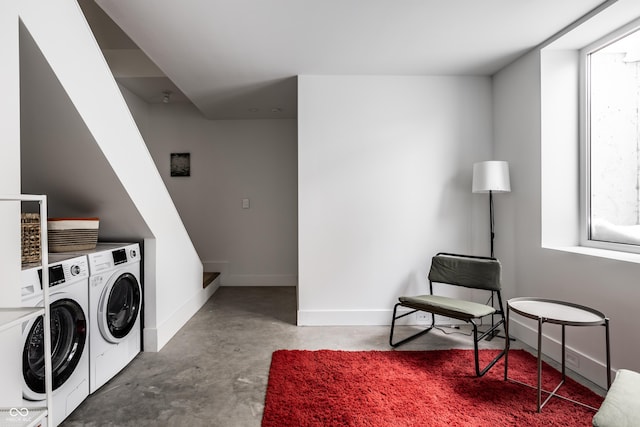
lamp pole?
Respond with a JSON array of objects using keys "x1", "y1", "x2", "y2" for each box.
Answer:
[{"x1": 490, "y1": 189, "x2": 495, "y2": 258}]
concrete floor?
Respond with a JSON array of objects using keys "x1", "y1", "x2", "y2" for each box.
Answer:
[{"x1": 62, "y1": 286, "x2": 599, "y2": 426}]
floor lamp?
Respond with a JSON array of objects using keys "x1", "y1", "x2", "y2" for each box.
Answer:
[
  {"x1": 473, "y1": 160, "x2": 511, "y2": 341},
  {"x1": 472, "y1": 161, "x2": 511, "y2": 258}
]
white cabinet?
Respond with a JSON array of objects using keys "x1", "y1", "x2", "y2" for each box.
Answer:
[{"x1": 0, "y1": 195, "x2": 52, "y2": 427}]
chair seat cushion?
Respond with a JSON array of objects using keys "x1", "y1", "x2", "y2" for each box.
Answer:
[
  {"x1": 593, "y1": 369, "x2": 640, "y2": 427},
  {"x1": 399, "y1": 295, "x2": 496, "y2": 320}
]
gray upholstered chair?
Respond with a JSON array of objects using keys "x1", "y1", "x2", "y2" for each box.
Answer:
[{"x1": 389, "y1": 252, "x2": 506, "y2": 376}]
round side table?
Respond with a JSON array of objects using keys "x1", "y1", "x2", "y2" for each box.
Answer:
[{"x1": 504, "y1": 297, "x2": 611, "y2": 412}]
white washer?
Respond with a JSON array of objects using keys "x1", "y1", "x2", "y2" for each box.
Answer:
[
  {"x1": 21, "y1": 253, "x2": 90, "y2": 427},
  {"x1": 82, "y1": 243, "x2": 142, "y2": 393}
]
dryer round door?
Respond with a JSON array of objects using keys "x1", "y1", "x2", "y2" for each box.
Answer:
[
  {"x1": 97, "y1": 272, "x2": 141, "y2": 343},
  {"x1": 23, "y1": 298, "x2": 87, "y2": 398}
]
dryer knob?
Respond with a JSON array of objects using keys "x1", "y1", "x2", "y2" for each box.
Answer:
[
  {"x1": 70, "y1": 265, "x2": 81, "y2": 276},
  {"x1": 130, "y1": 249, "x2": 137, "y2": 258}
]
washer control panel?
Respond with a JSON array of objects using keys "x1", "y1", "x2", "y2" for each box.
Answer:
[{"x1": 21, "y1": 254, "x2": 89, "y2": 299}]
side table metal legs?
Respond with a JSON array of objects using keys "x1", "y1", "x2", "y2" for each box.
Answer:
[
  {"x1": 504, "y1": 300, "x2": 612, "y2": 413},
  {"x1": 537, "y1": 317, "x2": 543, "y2": 411},
  {"x1": 605, "y1": 317, "x2": 611, "y2": 388},
  {"x1": 504, "y1": 304, "x2": 510, "y2": 380}
]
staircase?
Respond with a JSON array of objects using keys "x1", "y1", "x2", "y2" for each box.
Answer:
[{"x1": 203, "y1": 272, "x2": 221, "y2": 289}]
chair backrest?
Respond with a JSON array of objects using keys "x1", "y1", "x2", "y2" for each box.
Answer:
[{"x1": 428, "y1": 253, "x2": 501, "y2": 291}]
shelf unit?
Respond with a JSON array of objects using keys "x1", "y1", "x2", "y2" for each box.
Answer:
[{"x1": 0, "y1": 195, "x2": 52, "y2": 427}]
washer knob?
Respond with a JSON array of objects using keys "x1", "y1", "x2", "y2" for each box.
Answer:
[
  {"x1": 70, "y1": 265, "x2": 81, "y2": 276},
  {"x1": 130, "y1": 249, "x2": 137, "y2": 258}
]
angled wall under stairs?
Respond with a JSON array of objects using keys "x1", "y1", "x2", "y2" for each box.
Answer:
[{"x1": 19, "y1": 0, "x2": 210, "y2": 352}]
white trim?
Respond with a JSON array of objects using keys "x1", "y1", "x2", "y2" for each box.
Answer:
[
  {"x1": 580, "y1": 239, "x2": 640, "y2": 255},
  {"x1": 537, "y1": 0, "x2": 619, "y2": 50},
  {"x1": 580, "y1": 17, "x2": 640, "y2": 254},
  {"x1": 298, "y1": 309, "x2": 400, "y2": 326},
  {"x1": 580, "y1": 14, "x2": 640, "y2": 54},
  {"x1": 143, "y1": 281, "x2": 219, "y2": 352},
  {"x1": 579, "y1": 37, "x2": 591, "y2": 250},
  {"x1": 222, "y1": 274, "x2": 297, "y2": 287},
  {"x1": 545, "y1": 244, "x2": 640, "y2": 264},
  {"x1": 202, "y1": 261, "x2": 229, "y2": 275},
  {"x1": 296, "y1": 308, "x2": 464, "y2": 327},
  {"x1": 202, "y1": 261, "x2": 297, "y2": 286}
]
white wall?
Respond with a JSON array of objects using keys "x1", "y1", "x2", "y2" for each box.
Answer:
[
  {"x1": 494, "y1": 47, "x2": 640, "y2": 389},
  {"x1": 540, "y1": 50, "x2": 581, "y2": 248},
  {"x1": 298, "y1": 75, "x2": 494, "y2": 325},
  {"x1": 0, "y1": 0, "x2": 23, "y2": 407},
  {"x1": 493, "y1": 1, "x2": 640, "y2": 390},
  {"x1": 119, "y1": 84, "x2": 150, "y2": 140},
  {"x1": 18, "y1": 0, "x2": 205, "y2": 352},
  {"x1": 141, "y1": 103, "x2": 298, "y2": 286}
]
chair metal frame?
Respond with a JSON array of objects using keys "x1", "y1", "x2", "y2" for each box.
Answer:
[{"x1": 389, "y1": 252, "x2": 506, "y2": 377}]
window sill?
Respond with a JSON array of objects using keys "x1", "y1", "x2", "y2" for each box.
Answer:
[{"x1": 544, "y1": 245, "x2": 640, "y2": 264}]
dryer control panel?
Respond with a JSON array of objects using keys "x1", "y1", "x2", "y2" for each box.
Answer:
[{"x1": 86, "y1": 243, "x2": 141, "y2": 274}]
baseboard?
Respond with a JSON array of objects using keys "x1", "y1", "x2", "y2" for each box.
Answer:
[
  {"x1": 201, "y1": 261, "x2": 297, "y2": 286},
  {"x1": 203, "y1": 276, "x2": 221, "y2": 299},
  {"x1": 509, "y1": 317, "x2": 611, "y2": 389},
  {"x1": 221, "y1": 274, "x2": 297, "y2": 287},
  {"x1": 203, "y1": 261, "x2": 229, "y2": 276},
  {"x1": 143, "y1": 281, "x2": 220, "y2": 352},
  {"x1": 297, "y1": 308, "x2": 450, "y2": 326}
]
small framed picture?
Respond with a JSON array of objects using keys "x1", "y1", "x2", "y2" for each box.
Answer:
[{"x1": 170, "y1": 153, "x2": 190, "y2": 177}]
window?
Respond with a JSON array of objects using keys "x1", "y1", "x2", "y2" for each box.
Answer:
[{"x1": 583, "y1": 24, "x2": 640, "y2": 251}]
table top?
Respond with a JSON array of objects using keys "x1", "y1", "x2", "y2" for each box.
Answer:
[{"x1": 508, "y1": 297, "x2": 607, "y2": 326}]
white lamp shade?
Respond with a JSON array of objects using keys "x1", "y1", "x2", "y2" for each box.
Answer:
[{"x1": 472, "y1": 161, "x2": 511, "y2": 193}]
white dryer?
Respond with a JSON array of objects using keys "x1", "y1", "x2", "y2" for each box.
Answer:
[
  {"x1": 21, "y1": 253, "x2": 90, "y2": 427},
  {"x1": 83, "y1": 242, "x2": 142, "y2": 393}
]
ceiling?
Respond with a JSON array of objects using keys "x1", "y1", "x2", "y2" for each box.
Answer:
[{"x1": 84, "y1": 0, "x2": 606, "y2": 119}]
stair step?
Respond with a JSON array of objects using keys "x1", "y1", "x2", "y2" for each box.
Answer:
[{"x1": 203, "y1": 272, "x2": 220, "y2": 289}]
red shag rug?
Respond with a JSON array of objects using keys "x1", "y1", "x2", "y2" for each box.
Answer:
[{"x1": 262, "y1": 349, "x2": 603, "y2": 426}]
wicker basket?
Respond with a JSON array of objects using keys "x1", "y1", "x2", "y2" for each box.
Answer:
[{"x1": 21, "y1": 213, "x2": 41, "y2": 265}]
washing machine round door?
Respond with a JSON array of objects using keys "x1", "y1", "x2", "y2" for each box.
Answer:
[
  {"x1": 23, "y1": 298, "x2": 87, "y2": 396},
  {"x1": 98, "y1": 272, "x2": 141, "y2": 343}
]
